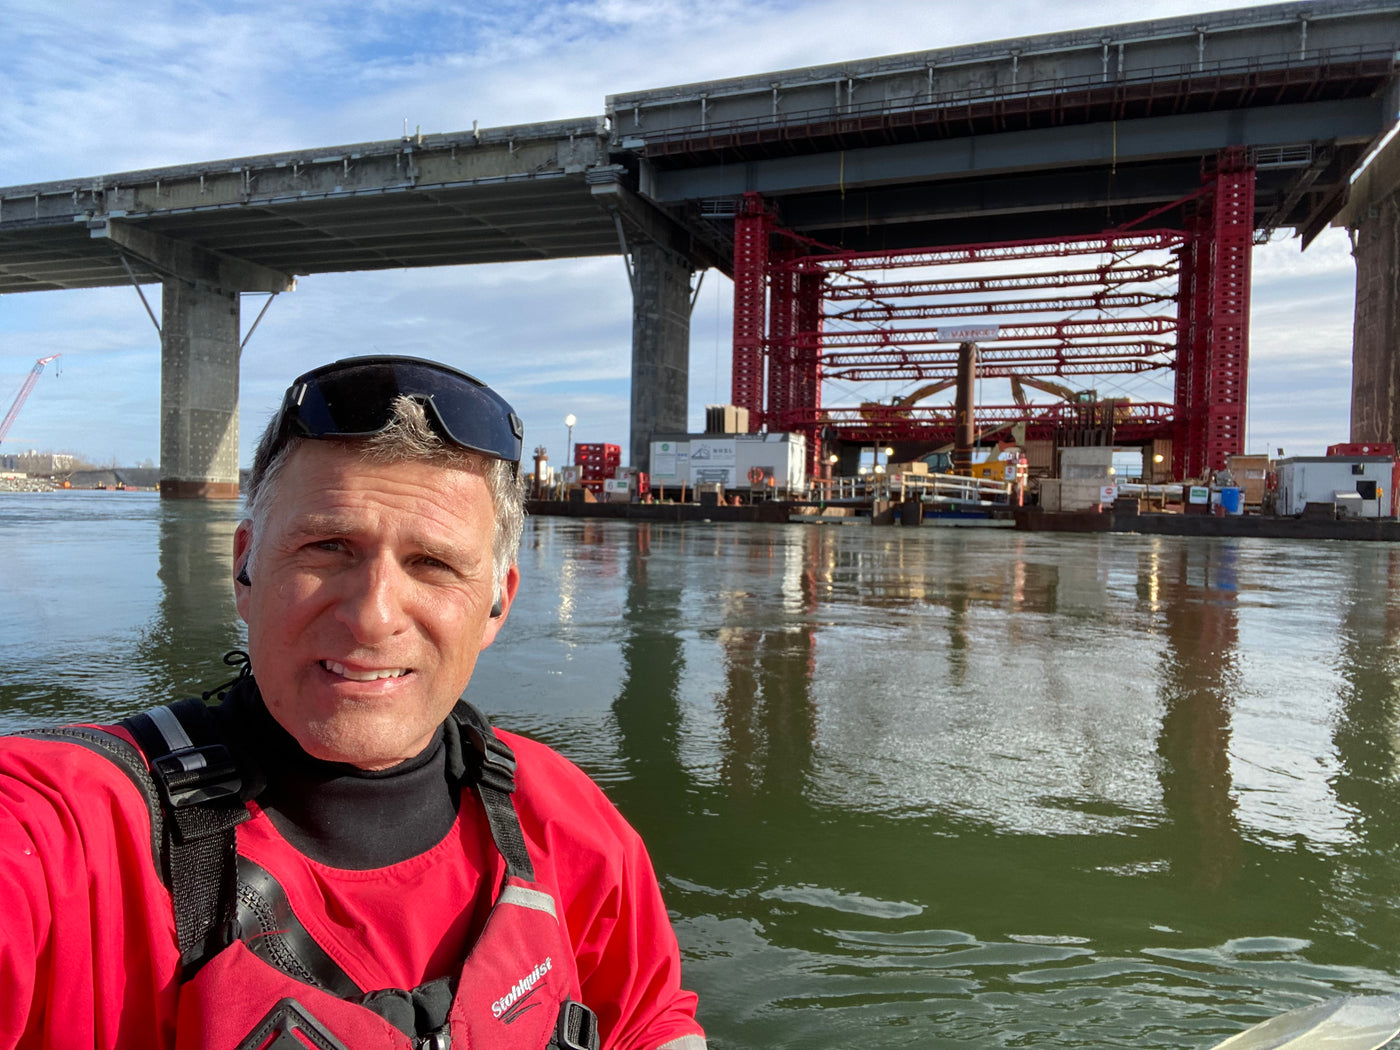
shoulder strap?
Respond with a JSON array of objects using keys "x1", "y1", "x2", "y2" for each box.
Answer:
[
  {"x1": 450, "y1": 700, "x2": 536, "y2": 882},
  {"x1": 19, "y1": 725, "x2": 165, "y2": 875},
  {"x1": 122, "y1": 697, "x2": 251, "y2": 979},
  {"x1": 22, "y1": 701, "x2": 251, "y2": 980}
]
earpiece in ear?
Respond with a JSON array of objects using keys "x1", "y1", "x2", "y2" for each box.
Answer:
[
  {"x1": 489, "y1": 599, "x2": 503, "y2": 618},
  {"x1": 236, "y1": 563, "x2": 252, "y2": 586}
]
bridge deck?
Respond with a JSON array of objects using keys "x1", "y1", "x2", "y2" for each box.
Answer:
[
  {"x1": 0, "y1": 120, "x2": 622, "y2": 293},
  {"x1": 2, "y1": 0, "x2": 1399, "y2": 292}
]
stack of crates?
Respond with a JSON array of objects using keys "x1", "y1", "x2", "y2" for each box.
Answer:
[{"x1": 575, "y1": 443, "x2": 621, "y2": 496}]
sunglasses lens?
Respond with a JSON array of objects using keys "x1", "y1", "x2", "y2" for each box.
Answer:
[
  {"x1": 285, "y1": 357, "x2": 522, "y2": 465},
  {"x1": 293, "y1": 363, "x2": 399, "y2": 433}
]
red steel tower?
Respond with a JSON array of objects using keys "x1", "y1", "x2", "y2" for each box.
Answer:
[{"x1": 729, "y1": 153, "x2": 1256, "y2": 481}]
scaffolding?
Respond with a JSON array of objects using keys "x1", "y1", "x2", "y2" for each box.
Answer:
[{"x1": 729, "y1": 157, "x2": 1256, "y2": 480}]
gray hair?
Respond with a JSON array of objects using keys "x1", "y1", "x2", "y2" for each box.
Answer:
[{"x1": 243, "y1": 396, "x2": 525, "y2": 596}]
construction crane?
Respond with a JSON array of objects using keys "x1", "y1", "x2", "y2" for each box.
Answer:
[{"x1": 0, "y1": 354, "x2": 62, "y2": 446}]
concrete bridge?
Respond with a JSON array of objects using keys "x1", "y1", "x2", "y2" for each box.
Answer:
[{"x1": 2, "y1": 0, "x2": 1399, "y2": 494}]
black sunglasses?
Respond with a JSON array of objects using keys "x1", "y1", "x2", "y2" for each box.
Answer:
[{"x1": 276, "y1": 356, "x2": 523, "y2": 470}]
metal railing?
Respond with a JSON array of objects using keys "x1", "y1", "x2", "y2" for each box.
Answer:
[
  {"x1": 632, "y1": 45, "x2": 1395, "y2": 153},
  {"x1": 811, "y1": 471, "x2": 1014, "y2": 505}
]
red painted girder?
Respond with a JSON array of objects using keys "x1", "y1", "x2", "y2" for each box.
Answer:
[
  {"x1": 778, "y1": 229, "x2": 1185, "y2": 273},
  {"x1": 821, "y1": 316, "x2": 1178, "y2": 347},
  {"x1": 830, "y1": 289, "x2": 1177, "y2": 322},
  {"x1": 828, "y1": 363, "x2": 1171, "y2": 383},
  {"x1": 820, "y1": 420, "x2": 1175, "y2": 445},
  {"x1": 807, "y1": 402, "x2": 1174, "y2": 426},
  {"x1": 822, "y1": 338, "x2": 1174, "y2": 368},
  {"x1": 824, "y1": 263, "x2": 1179, "y2": 299}
]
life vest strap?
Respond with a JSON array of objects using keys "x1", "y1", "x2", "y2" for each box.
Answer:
[
  {"x1": 124, "y1": 696, "x2": 251, "y2": 979},
  {"x1": 235, "y1": 856, "x2": 363, "y2": 999},
  {"x1": 452, "y1": 701, "x2": 536, "y2": 882}
]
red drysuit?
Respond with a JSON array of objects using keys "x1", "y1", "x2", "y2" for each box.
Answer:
[{"x1": 0, "y1": 718, "x2": 703, "y2": 1050}]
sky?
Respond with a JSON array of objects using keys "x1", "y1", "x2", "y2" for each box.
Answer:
[{"x1": 0, "y1": 0, "x2": 1370, "y2": 468}]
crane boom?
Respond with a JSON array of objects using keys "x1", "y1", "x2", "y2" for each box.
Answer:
[{"x1": 0, "y1": 354, "x2": 62, "y2": 445}]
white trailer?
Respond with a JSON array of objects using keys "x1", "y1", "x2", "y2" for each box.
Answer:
[
  {"x1": 1274, "y1": 456, "x2": 1396, "y2": 517},
  {"x1": 649, "y1": 432, "x2": 807, "y2": 494}
]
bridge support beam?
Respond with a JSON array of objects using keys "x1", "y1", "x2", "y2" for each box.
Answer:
[
  {"x1": 630, "y1": 243, "x2": 693, "y2": 473},
  {"x1": 159, "y1": 281, "x2": 243, "y2": 499},
  {"x1": 1350, "y1": 186, "x2": 1400, "y2": 448}
]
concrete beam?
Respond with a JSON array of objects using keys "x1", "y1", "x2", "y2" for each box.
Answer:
[
  {"x1": 1336, "y1": 132, "x2": 1400, "y2": 231},
  {"x1": 590, "y1": 170, "x2": 727, "y2": 272},
  {"x1": 90, "y1": 218, "x2": 295, "y2": 293},
  {"x1": 646, "y1": 99, "x2": 1383, "y2": 203}
]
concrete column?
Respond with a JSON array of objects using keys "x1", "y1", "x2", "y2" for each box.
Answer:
[
  {"x1": 630, "y1": 243, "x2": 693, "y2": 473},
  {"x1": 160, "y1": 279, "x2": 241, "y2": 499},
  {"x1": 1350, "y1": 188, "x2": 1400, "y2": 447}
]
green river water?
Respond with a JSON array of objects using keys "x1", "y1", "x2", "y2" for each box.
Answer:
[{"x1": 4, "y1": 491, "x2": 1400, "y2": 1047}]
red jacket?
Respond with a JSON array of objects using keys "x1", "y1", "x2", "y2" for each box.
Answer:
[{"x1": 0, "y1": 723, "x2": 703, "y2": 1050}]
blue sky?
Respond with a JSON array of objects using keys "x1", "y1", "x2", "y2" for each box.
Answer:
[{"x1": 0, "y1": 0, "x2": 1366, "y2": 466}]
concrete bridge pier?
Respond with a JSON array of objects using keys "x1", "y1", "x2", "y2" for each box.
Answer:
[
  {"x1": 159, "y1": 280, "x2": 243, "y2": 499},
  {"x1": 1341, "y1": 135, "x2": 1400, "y2": 451},
  {"x1": 629, "y1": 243, "x2": 694, "y2": 474},
  {"x1": 87, "y1": 218, "x2": 295, "y2": 499},
  {"x1": 1350, "y1": 188, "x2": 1400, "y2": 448}
]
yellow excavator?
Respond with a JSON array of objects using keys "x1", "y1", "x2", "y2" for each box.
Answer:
[
  {"x1": 859, "y1": 378, "x2": 957, "y2": 420},
  {"x1": 1010, "y1": 375, "x2": 1133, "y2": 424}
]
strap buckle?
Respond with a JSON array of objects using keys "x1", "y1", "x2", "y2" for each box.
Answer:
[
  {"x1": 465, "y1": 724, "x2": 518, "y2": 794},
  {"x1": 554, "y1": 999, "x2": 599, "y2": 1050},
  {"x1": 151, "y1": 744, "x2": 243, "y2": 810}
]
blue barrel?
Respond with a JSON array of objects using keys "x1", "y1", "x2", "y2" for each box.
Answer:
[{"x1": 1220, "y1": 487, "x2": 1243, "y2": 515}]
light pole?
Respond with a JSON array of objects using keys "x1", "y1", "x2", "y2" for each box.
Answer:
[{"x1": 564, "y1": 414, "x2": 576, "y2": 468}]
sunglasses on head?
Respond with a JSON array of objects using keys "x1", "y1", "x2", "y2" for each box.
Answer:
[{"x1": 275, "y1": 356, "x2": 523, "y2": 471}]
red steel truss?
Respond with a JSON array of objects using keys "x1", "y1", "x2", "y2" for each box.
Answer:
[
  {"x1": 827, "y1": 341, "x2": 1175, "y2": 380},
  {"x1": 1173, "y1": 149, "x2": 1255, "y2": 479},
  {"x1": 824, "y1": 264, "x2": 1179, "y2": 300},
  {"x1": 730, "y1": 192, "x2": 771, "y2": 422},
  {"x1": 729, "y1": 164, "x2": 1254, "y2": 478},
  {"x1": 766, "y1": 254, "x2": 798, "y2": 427}
]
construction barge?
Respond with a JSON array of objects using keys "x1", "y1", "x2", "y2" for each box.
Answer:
[
  {"x1": 528, "y1": 496, "x2": 1400, "y2": 541},
  {"x1": 530, "y1": 440, "x2": 1400, "y2": 540}
]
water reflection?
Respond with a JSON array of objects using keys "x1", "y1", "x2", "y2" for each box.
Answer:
[
  {"x1": 136, "y1": 501, "x2": 246, "y2": 699},
  {"x1": 1154, "y1": 543, "x2": 1244, "y2": 891},
  {"x1": 712, "y1": 528, "x2": 817, "y2": 802},
  {"x1": 0, "y1": 494, "x2": 242, "y2": 727},
  {"x1": 1328, "y1": 547, "x2": 1400, "y2": 960},
  {"x1": 612, "y1": 523, "x2": 693, "y2": 823}
]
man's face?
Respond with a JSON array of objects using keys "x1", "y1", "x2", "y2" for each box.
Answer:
[{"x1": 233, "y1": 441, "x2": 518, "y2": 770}]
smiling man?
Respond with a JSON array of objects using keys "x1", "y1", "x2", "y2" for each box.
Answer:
[{"x1": 0, "y1": 356, "x2": 705, "y2": 1050}]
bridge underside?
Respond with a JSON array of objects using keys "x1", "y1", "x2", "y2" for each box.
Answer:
[
  {"x1": 3, "y1": 1, "x2": 1400, "y2": 492},
  {"x1": 0, "y1": 123, "x2": 716, "y2": 495}
]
